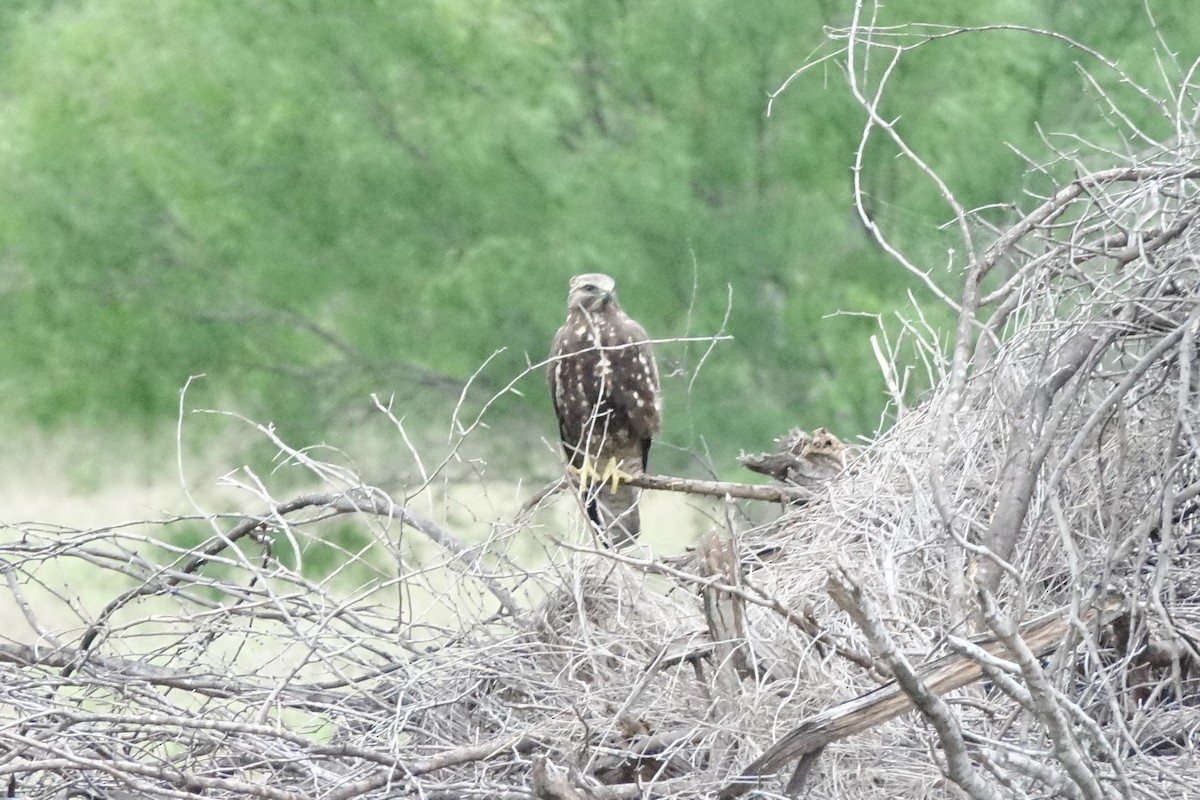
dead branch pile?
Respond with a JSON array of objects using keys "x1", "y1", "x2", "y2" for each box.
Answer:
[{"x1": 5, "y1": 26, "x2": 1200, "y2": 800}]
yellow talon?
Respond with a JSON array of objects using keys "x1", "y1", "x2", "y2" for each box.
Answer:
[
  {"x1": 570, "y1": 456, "x2": 634, "y2": 493},
  {"x1": 569, "y1": 455, "x2": 603, "y2": 484},
  {"x1": 600, "y1": 457, "x2": 634, "y2": 494}
]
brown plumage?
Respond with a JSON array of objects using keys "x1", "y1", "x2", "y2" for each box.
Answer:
[{"x1": 548, "y1": 273, "x2": 662, "y2": 546}]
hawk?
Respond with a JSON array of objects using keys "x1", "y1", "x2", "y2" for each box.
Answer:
[{"x1": 548, "y1": 273, "x2": 662, "y2": 546}]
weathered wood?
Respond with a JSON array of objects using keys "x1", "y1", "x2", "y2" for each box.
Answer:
[
  {"x1": 720, "y1": 598, "x2": 1121, "y2": 799},
  {"x1": 628, "y1": 472, "x2": 810, "y2": 504}
]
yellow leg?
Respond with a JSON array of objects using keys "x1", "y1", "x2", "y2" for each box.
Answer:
[
  {"x1": 570, "y1": 456, "x2": 634, "y2": 494},
  {"x1": 599, "y1": 457, "x2": 634, "y2": 494},
  {"x1": 569, "y1": 455, "x2": 604, "y2": 484}
]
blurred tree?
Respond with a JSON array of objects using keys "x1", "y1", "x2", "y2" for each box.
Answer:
[{"x1": 0, "y1": 0, "x2": 1194, "y2": 475}]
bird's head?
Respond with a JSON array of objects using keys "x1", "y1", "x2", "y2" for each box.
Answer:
[{"x1": 566, "y1": 273, "x2": 617, "y2": 313}]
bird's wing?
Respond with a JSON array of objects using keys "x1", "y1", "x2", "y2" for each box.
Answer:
[
  {"x1": 547, "y1": 323, "x2": 574, "y2": 443},
  {"x1": 613, "y1": 317, "x2": 662, "y2": 441}
]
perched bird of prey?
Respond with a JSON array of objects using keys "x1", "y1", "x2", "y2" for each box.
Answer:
[{"x1": 548, "y1": 273, "x2": 662, "y2": 546}]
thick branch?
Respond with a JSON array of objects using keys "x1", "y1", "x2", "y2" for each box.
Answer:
[
  {"x1": 629, "y1": 472, "x2": 811, "y2": 504},
  {"x1": 975, "y1": 328, "x2": 1109, "y2": 597},
  {"x1": 720, "y1": 591, "x2": 1123, "y2": 798},
  {"x1": 520, "y1": 473, "x2": 811, "y2": 522}
]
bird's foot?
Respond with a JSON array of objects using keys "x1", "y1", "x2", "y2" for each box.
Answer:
[
  {"x1": 569, "y1": 456, "x2": 604, "y2": 485},
  {"x1": 570, "y1": 456, "x2": 634, "y2": 494},
  {"x1": 599, "y1": 457, "x2": 634, "y2": 494}
]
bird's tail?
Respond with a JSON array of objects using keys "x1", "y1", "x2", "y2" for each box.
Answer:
[{"x1": 585, "y1": 482, "x2": 641, "y2": 548}]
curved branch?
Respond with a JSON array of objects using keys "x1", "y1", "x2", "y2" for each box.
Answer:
[{"x1": 71, "y1": 489, "x2": 523, "y2": 673}]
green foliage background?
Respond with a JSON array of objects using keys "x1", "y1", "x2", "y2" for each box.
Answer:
[{"x1": 0, "y1": 0, "x2": 1194, "y2": 475}]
